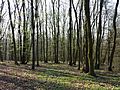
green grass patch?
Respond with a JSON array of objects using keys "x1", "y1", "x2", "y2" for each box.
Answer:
[{"x1": 0, "y1": 61, "x2": 120, "y2": 90}]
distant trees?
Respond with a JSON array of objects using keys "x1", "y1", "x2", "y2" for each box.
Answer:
[{"x1": 0, "y1": 0, "x2": 120, "y2": 75}]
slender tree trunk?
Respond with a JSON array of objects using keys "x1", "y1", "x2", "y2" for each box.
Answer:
[
  {"x1": 0, "y1": 41, "x2": 3, "y2": 62},
  {"x1": 43, "y1": 27, "x2": 46, "y2": 62},
  {"x1": 31, "y1": 0, "x2": 35, "y2": 70},
  {"x1": 39, "y1": 20, "x2": 42, "y2": 62},
  {"x1": 16, "y1": 0, "x2": 22, "y2": 63},
  {"x1": 69, "y1": 0, "x2": 73, "y2": 66},
  {"x1": 62, "y1": 7, "x2": 66, "y2": 63},
  {"x1": 7, "y1": 0, "x2": 18, "y2": 65},
  {"x1": 35, "y1": 0, "x2": 39, "y2": 66},
  {"x1": 78, "y1": 1, "x2": 83, "y2": 70},
  {"x1": 72, "y1": 0, "x2": 83, "y2": 68},
  {"x1": 95, "y1": 0, "x2": 104, "y2": 69},
  {"x1": 45, "y1": 0, "x2": 48, "y2": 63},
  {"x1": 108, "y1": 0, "x2": 119, "y2": 71},
  {"x1": 56, "y1": 0, "x2": 60, "y2": 64},
  {"x1": 22, "y1": 0, "x2": 27, "y2": 64},
  {"x1": 51, "y1": 0, "x2": 58, "y2": 63},
  {"x1": 83, "y1": 23, "x2": 89, "y2": 73}
]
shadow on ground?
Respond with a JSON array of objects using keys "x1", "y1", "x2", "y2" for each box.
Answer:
[{"x1": 0, "y1": 61, "x2": 120, "y2": 90}]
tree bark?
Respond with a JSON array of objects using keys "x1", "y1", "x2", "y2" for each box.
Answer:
[
  {"x1": 56, "y1": 0, "x2": 60, "y2": 64},
  {"x1": 35, "y1": 0, "x2": 39, "y2": 66},
  {"x1": 45, "y1": 0, "x2": 48, "y2": 63},
  {"x1": 84, "y1": 0, "x2": 95, "y2": 76},
  {"x1": 95, "y1": 0, "x2": 104, "y2": 69},
  {"x1": 69, "y1": 0, "x2": 73, "y2": 66},
  {"x1": 22, "y1": 0, "x2": 27, "y2": 64},
  {"x1": 31, "y1": 0, "x2": 35, "y2": 69},
  {"x1": 108, "y1": 0, "x2": 119, "y2": 71},
  {"x1": 7, "y1": 0, "x2": 18, "y2": 65}
]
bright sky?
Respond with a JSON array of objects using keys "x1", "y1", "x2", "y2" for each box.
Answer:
[
  {"x1": 0, "y1": 0, "x2": 119, "y2": 39},
  {"x1": 0, "y1": 0, "x2": 120, "y2": 26}
]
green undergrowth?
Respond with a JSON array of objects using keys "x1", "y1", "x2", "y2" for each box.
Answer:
[{"x1": 0, "y1": 61, "x2": 120, "y2": 90}]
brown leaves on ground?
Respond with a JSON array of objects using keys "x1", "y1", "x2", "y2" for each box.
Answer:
[{"x1": 0, "y1": 61, "x2": 120, "y2": 90}]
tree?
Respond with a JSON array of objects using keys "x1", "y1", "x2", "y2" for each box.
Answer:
[
  {"x1": 68, "y1": 0, "x2": 73, "y2": 66},
  {"x1": 78, "y1": 0, "x2": 83, "y2": 70},
  {"x1": 61, "y1": 5, "x2": 67, "y2": 63},
  {"x1": 22, "y1": 0, "x2": 27, "y2": 64},
  {"x1": 15, "y1": 0, "x2": 22, "y2": 63},
  {"x1": 51, "y1": 0, "x2": 58, "y2": 63},
  {"x1": 0, "y1": 0, "x2": 4, "y2": 23},
  {"x1": 0, "y1": 0, "x2": 4, "y2": 61},
  {"x1": 84, "y1": 0, "x2": 95, "y2": 76},
  {"x1": 35, "y1": 0, "x2": 40, "y2": 66},
  {"x1": 56, "y1": 0, "x2": 60, "y2": 63},
  {"x1": 72, "y1": 0, "x2": 83, "y2": 69},
  {"x1": 7, "y1": 0, "x2": 18, "y2": 65},
  {"x1": 108, "y1": 0, "x2": 119, "y2": 71},
  {"x1": 83, "y1": 8, "x2": 89, "y2": 73},
  {"x1": 45, "y1": 0, "x2": 48, "y2": 63},
  {"x1": 31, "y1": 0, "x2": 35, "y2": 69},
  {"x1": 95, "y1": 0, "x2": 104, "y2": 69}
]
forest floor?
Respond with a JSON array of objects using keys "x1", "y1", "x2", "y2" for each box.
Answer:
[{"x1": 0, "y1": 61, "x2": 120, "y2": 90}]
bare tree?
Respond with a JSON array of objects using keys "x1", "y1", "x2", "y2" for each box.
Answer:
[
  {"x1": 45, "y1": 0, "x2": 48, "y2": 63},
  {"x1": 108, "y1": 0, "x2": 119, "y2": 71},
  {"x1": 7, "y1": 0, "x2": 18, "y2": 65},
  {"x1": 35, "y1": 0, "x2": 40, "y2": 66},
  {"x1": 56, "y1": 0, "x2": 60, "y2": 63},
  {"x1": 22, "y1": 0, "x2": 27, "y2": 64},
  {"x1": 84, "y1": 0, "x2": 95, "y2": 76},
  {"x1": 31, "y1": 0, "x2": 35, "y2": 69},
  {"x1": 68, "y1": 0, "x2": 73, "y2": 66},
  {"x1": 95, "y1": 0, "x2": 104, "y2": 69}
]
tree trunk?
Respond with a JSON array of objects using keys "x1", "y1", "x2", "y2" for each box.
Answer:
[
  {"x1": 69, "y1": 0, "x2": 73, "y2": 66},
  {"x1": 95, "y1": 0, "x2": 104, "y2": 69},
  {"x1": 108, "y1": 0, "x2": 119, "y2": 71},
  {"x1": 84, "y1": 0, "x2": 95, "y2": 76},
  {"x1": 35, "y1": 0, "x2": 39, "y2": 66},
  {"x1": 45, "y1": 0, "x2": 48, "y2": 63},
  {"x1": 15, "y1": 0, "x2": 22, "y2": 63},
  {"x1": 56, "y1": 0, "x2": 60, "y2": 64},
  {"x1": 31, "y1": 0, "x2": 35, "y2": 70},
  {"x1": 22, "y1": 0, "x2": 27, "y2": 64},
  {"x1": 7, "y1": 0, "x2": 18, "y2": 65}
]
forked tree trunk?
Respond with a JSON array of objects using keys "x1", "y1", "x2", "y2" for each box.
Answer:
[{"x1": 84, "y1": 0, "x2": 95, "y2": 76}]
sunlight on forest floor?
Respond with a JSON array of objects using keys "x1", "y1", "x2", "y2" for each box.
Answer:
[{"x1": 0, "y1": 61, "x2": 120, "y2": 90}]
